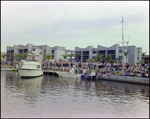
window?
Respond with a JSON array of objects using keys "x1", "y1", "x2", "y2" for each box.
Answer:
[
  {"x1": 107, "y1": 50, "x2": 115, "y2": 55},
  {"x1": 98, "y1": 50, "x2": 105, "y2": 55},
  {"x1": 32, "y1": 49, "x2": 35, "y2": 51},
  {"x1": 93, "y1": 51, "x2": 96, "y2": 54},
  {"x1": 83, "y1": 56, "x2": 89, "y2": 62},
  {"x1": 24, "y1": 49, "x2": 28, "y2": 53},
  {"x1": 19, "y1": 49, "x2": 23, "y2": 53},
  {"x1": 44, "y1": 49, "x2": 46, "y2": 54},
  {"x1": 11, "y1": 50, "x2": 14, "y2": 53},
  {"x1": 52, "y1": 50, "x2": 54, "y2": 54},
  {"x1": 119, "y1": 56, "x2": 122, "y2": 59},
  {"x1": 37, "y1": 65, "x2": 40, "y2": 68},
  {"x1": 119, "y1": 50, "x2": 122, "y2": 53},
  {"x1": 83, "y1": 51, "x2": 89, "y2": 55}
]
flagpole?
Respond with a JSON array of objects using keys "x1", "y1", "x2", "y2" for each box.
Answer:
[
  {"x1": 127, "y1": 36, "x2": 129, "y2": 62},
  {"x1": 122, "y1": 17, "x2": 124, "y2": 63}
]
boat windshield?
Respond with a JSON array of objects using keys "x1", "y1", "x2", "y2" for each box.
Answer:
[{"x1": 21, "y1": 64, "x2": 37, "y2": 69}]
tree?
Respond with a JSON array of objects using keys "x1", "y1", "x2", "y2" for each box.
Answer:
[
  {"x1": 86, "y1": 58, "x2": 95, "y2": 63},
  {"x1": 75, "y1": 52, "x2": 81, "y2": 62},
  {"x1": 67, "y1": 54, "x2": 74, "y2": 62},
  {"x1": 114, "y1": 57, "x2": 121, "y2": 63},
  {"x1": 1, "y1": 54, "x2": 6, "y2": 59},
  {"x1": 61, "y1": 54, "x2": 68, "y2": 61},
  {"x1": 12, "y1": 53, "x2": 25, "y2": 62},
  {"x1": 28, "y1": 50, "x2": 34, "y2": 60},
  {"x1": 94, "y1": 53, "x2": 102, "y2": 62},
  {"x1": 11, "y1": 53, "x2": 16, "y2": 61},
  {"x1": 23, "y1": 53, "x2": 28, "y2": 60},
  {"x1": 44, "y1": 54, "x2": 53, "y2": 61},
  {"x1": 59, "y1": 58, "x2": 63, "y2": 62},
  {"x1": 123, "y1": 50, "x2": 129, "y2": 63},
  {"x1": 103, "y1": 54, "x2": 112, "y2": 63},
  {"x1": 39, "y1": 51, "x2": 43, "y2": 55},
  {"x1": 142, "y1": 52, "x2": 147, "y2": 57}
]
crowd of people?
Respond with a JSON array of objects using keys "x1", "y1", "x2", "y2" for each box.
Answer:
[
  {"x1": 41, "y1": 61, "x2": 149, "y2": 78},
  {"x1": 1, "y1": 60, "x2": 149, "y2": 78}
]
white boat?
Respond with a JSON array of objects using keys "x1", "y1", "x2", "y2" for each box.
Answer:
[
  {"x1": 1, "y1": 68, "x2": 13, "y2": 71},
  {"x1": 18, "y1": 61, "x2": 43, "y2": 78}
]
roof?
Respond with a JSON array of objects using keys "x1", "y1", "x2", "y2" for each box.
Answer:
[
  {"x1": 75, "y1": 47, "x2": 83, "y2": 49},
  {"x1": 98, "y1": 45, "x2": 108, "y2": 49}
]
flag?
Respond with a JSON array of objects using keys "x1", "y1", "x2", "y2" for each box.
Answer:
[
  {"x1": 126, "y1": 40, "x2": 129, "y2": 45},
  {"x1": 116, "y1": 44, "x2": 119, "y2": 51}
]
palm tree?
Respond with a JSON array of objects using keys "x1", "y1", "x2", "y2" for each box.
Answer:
[
  {"x1": 61, "y1": 54, "x2": 68, "y2": 61},
  {"x1": 86, "y1": 58, "x2": 95, "y2": 63},
  {"x1": 75, "y1": 52, "x2": 81, "y2": 62},
  {"x1": 1, "y1": 54, "x2": 6, "y2": 59},
  {"x1": 44, "y1": 54, "x2": 53, "y2": 61},
  {"x1": 59, "y1": 58, "x2": 63, "y2": 62},
  {"x1": 39, "y1": 51, "x2": 43, "y2": 55},
  {"x1": 23, "y1": 53, "x2": 28, "y2": 60},
  {"x1": 67, "y1": 54, "x2": 74, "y2": 62},
  {"x1": 12, "y1": 53, "x2": 24, "y2": 62},
  {"x1": 103, "y1": 54, "x2": 112, "y2": 63},
  {"x1": 114, "y1": 57, "x2": 121, "y2": 63},
  {"x1": 123, "y1": 50, "x2": 129, "y2": 63},
  {"x1": 11, "y1": 53, "x2": 17, "y2": 61},
  {"x1": 28, "y1": 50, "x2": 34, "y2": 60},
  {"x1": 94, "y1": 53, "x2": 102, "y2": 62}
]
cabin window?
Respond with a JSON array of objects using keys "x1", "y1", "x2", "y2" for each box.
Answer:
[{"x1": 37, "y1": 65, "x2": 40, "y2": 68}]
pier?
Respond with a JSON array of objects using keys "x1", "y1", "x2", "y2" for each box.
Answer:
[{"x1": 43, "y1": 69, "x2": 149, "y2": 85}]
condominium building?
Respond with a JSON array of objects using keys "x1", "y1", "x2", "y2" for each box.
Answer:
[
  {"x1": 6, "y1": 43, "x2": 43, "y2": 62},
  {"x1": 6, "y1": 43, "x2": 74, "y2": 62},
  {"x1": 75, "y1": 44, "x2": 142, "y2": 64},
  {"x1": 6, "y1": 43, "x2": 142, "y2": 64}
]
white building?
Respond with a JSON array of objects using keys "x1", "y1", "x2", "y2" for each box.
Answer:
[
  {"x1": 6, "y1": 43, "x2": 142, "y2": 64},
  {"x1": 75, "y1": 44, "x2": 142, "y2": 64},
  {"x1": 6, "y1": 43, "x2": 74, "y2": 62}
]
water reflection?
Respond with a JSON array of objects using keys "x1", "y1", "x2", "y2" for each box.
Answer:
[
  {"x1": 2, "y1": 71, "x2": 43, "y2": 107},
  {"x1": 2, "y1": 71, "x2": 149, "y2": 100},
  {"x1": 1, "y1": 71, "x2": 149, "y2": 118}
]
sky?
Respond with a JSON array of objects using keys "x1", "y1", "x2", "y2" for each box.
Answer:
[{"x1": 1, "y1": 1, "x2": 149, "y2": 54}]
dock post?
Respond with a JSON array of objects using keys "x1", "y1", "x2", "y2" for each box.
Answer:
[
  {"x1": 61, "y1": 62, "x2": 63, "y2": 72},
  {"x1": 96, "y1": 63, "x2": 98, "y2": 80},
  {"x1": 69, "y1": 62, "x2": 70, "y2": 72},
  {"x1": 54, "y1": 63, "x2": 56, "y2": 76},
  {"x1": 76, "y1": 63, "x2": 78, "y2": 78}
]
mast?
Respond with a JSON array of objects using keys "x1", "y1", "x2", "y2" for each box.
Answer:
[{"x1": 122, "y1": 17, "x2": 124, "y2": 63}]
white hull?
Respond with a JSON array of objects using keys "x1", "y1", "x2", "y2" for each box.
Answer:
[
  {"x1": 57, "y1": 72, "x2": 82, "y2": 79},
  {"x1": 18, "y1": 69, "x2": 43, "y2": 78},
  {"x1": 1, "y1": 68, "x2": 13, "y2": 71}
]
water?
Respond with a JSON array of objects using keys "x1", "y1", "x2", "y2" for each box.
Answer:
[{"x1": 1, "y1": 71, "x2": 149, "y2": 118}]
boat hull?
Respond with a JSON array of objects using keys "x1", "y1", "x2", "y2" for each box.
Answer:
[
  {"x1": 57, "y1": 72, "x2": 82, "y2": 79},
  {"x1": 18, "y1": 69, "x2": 43, "y2": 79}
]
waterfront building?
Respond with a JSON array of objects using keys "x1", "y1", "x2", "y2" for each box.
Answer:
[
  {"x1": 6, "y1": 43, "x2": 74, "y2": 62},
  {"x1": 6, "y1": 43, "x2": 142, "y2": 63},
  {"x1": 6, "y1": 43, "x2": 43, "y2": 62},
  {"x1": 75, "y1": 44, "x2": 142, "y2": 64}
]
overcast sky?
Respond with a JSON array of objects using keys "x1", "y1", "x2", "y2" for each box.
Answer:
[{"x1": 1, "y1": 1, "x2": 149, "y2": 54}]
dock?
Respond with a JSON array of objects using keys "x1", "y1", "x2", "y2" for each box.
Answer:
[{"x1": 43, "y1": 70, "x2": 149, "y2": 85}]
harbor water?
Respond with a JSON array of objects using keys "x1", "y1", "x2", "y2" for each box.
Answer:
[{"x1": 1, "y1": 71, "x2": 149, "y2": 118}]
